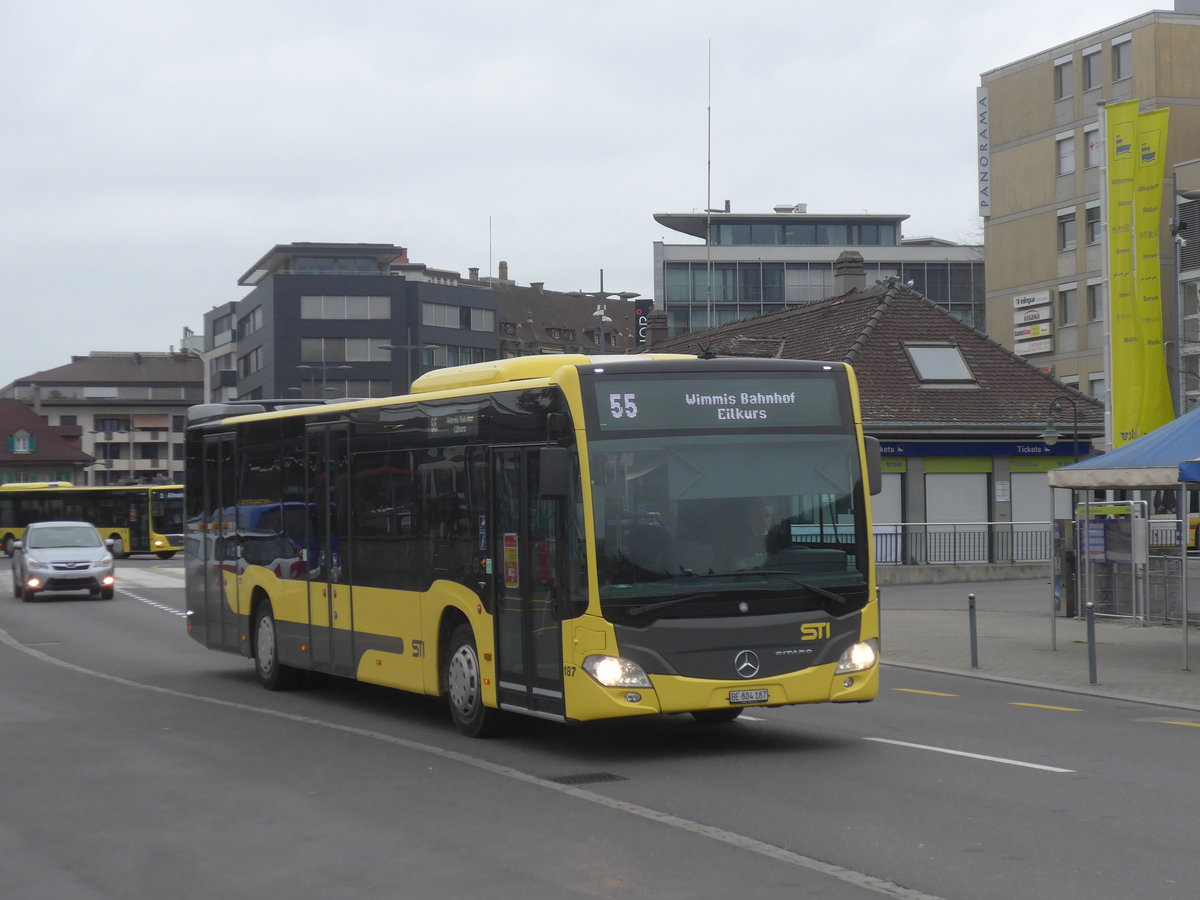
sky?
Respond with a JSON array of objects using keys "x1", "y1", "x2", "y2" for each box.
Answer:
[{"x1": 0, "y1": 0, "x2": 1164, "y2": 387}]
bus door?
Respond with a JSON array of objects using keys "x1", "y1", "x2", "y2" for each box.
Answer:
[
  {"x1": 201, "y1": 432, "x2": 240, "y2": 651},
  {"x1": 306, "y1": 423, "x2": 356, "y2": 676},
  {"x1": 492, "y1": 447, "x2": 566, "y2": 720}
]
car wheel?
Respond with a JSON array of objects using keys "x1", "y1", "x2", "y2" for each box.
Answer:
[
  {"x1": 21, "y1": 585, "x2": 36, "y2": 603},
  {"x1": 690, "y1": 708, "x2": 744, "y2": 724},
  {"x1": 100, "y1": 587, "x2": 114, "y2": 600},
  {"x1": 155, "y1": 551, "x2": 176, "y2": 560},
  {"x1": 12, "y1": 577, "x2": 20, "y2": 599},
  {"x1": 445, "y1": 624, "x2": 502, "y2": 737},
  {"x1": 254, "y1": 601, "x2": 302, "y2": 690}
]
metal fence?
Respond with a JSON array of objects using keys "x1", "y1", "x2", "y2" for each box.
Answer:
[{"x1": 875, "y1": 522, "x2": 1052, "y2": 566}]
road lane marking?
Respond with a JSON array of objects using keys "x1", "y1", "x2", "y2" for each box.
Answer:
[
  {"x1": 864, "y1": 737, "x2": 1075, "y2": 773},
  {"x1": 0, "y1": 623, "x2": 945, "y2": 900},
  {"x1": 1008, "y1": 702, "x2": 1083, "y2": 713},
  {"x1": 893, "y1": 688, "x2": 959, "y2": 698},
  {"x1": 119, "y1": 588, "x2": 186, "y2": 617},
  {"x1": 1160, "y1": 720, "x2": 1200, "y2": 728}
]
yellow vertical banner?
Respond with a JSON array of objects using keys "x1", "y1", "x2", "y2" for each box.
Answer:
[{"x1": 1108, "y1": 102, "x2": 1172, "y2": 446}]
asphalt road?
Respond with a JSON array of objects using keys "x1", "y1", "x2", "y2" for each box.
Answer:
[{"x1": 2, "y1": 556, "x2": 1198, "y2": 900}]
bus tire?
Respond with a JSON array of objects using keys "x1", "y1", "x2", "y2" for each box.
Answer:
[
  {"x1": 254, "y1": 601, "x2": 303, "y2": 691},
  {"x1": 2, "y1": 535, "x2": 13, "y2": 557},
  {"x1": 690, "y1": 708, "x2": 743, "y2": 724},
  {"x1": 110, "y1": 536, "x2": 130, "y2": 559},
  {"x1": 445, "y1": 624, "x2": 501, "y2": 737},
  {"x1": 155, "y1": 551, "x2": 176, "y2": 560}
]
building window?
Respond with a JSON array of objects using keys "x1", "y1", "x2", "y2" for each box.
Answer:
[
  {"x1": 236, "y1": 306, "x2": 262, "y2": 340},
  {"x1": 1059, "y1": 286, "x2": 1078, "y2": 325},
  {"x1": 9, "y1": 432, "x2": 33, "y2": 454},
  {"x1": 1085, "y1": 206, "x2": 1102, "y2": 244},
  {"x1": 423, "y1": 302, "x2": 461, "y2": 328},
  {"x1": 1054, "y1": 58, "x2": 1073, "y2": 100},
  {"x1": 469, "y1": 308, "x2": 496, "y2": 331},
  {"x1": 1058, "y1": 211, "x2": 1077, "y2": 251},
  {"x1": 1056, "y1": 134, "x2": 1075, "y2": 175},
  {"x1": 300, "y1": 295, "x2": 390, "y2": 319},
  {"x1": 1088, "y1": 372, "x2": 1106, "y2": 399},
  {"x1": 1084, "y1": 127, "x2": 1102, "y2": 168},
  {"x1": 1082, "y1": 47, "x2": 1102, "y2": 91},
  {"x1": 239, "y1": 347, "x2": 262, "y2": 377},
  {"x1": 1088, "y1": 282, "x2": 1105, "y2": 321},
  {"x1": 1112, "y1": 35, "x2": 1132, "y2": 81},
  {"x1": 427, "y1": 345, "x2": 493, "y2": 368},
  {"x1": 902, "y1": 343, "x2": 975, "y2": 383}
]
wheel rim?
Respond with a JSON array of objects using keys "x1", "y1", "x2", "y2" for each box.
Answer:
[
  {"x1": 447, "y1": 643, "x2": 481, "y2": 718},
  {"x1": 257, "y1": 614, "x2": 276, "y2": 677}
]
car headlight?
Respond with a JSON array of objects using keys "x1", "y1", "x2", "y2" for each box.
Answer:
[
  {"x1": 582, "y1": 655, "x2": 652, "y2": 688},
  {"x1": 25, "y1": 557, "x2": 51, "y2": 572},
  {"x1": 93, "y1": 555, "x2": 113, "y2": 567},
  {"x1": 835, "y1": 639, "x2": 879, "y2": 674}
]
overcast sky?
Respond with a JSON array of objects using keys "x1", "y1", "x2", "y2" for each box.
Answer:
[{"x1": 0, "y1": 0, "x2": 1163, "y2": 387}]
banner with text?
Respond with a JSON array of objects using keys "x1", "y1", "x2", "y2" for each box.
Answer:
[{"x1": 1107, "y1": 101, "x2": 1172, "y2": 447}]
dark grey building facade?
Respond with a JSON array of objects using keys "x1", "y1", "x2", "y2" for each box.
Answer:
[{"x1": 206, "y1": 243, "x2": 499, "y2": 402}]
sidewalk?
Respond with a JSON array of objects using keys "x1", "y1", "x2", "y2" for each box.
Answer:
[{"x1": 879, "y1": 579, "x2": 1200, "y2": 712}]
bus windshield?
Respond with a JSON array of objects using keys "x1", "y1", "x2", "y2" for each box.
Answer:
[{"x1": 590, "y1": 432, "x2": 869, "y2": 620}]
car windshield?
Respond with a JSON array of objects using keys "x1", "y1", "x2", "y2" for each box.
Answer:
[
  {"x1": 28, "y1": 526, "x2": 103, "y2": 549},
  {"x1": 590, "y1": 432, "x2": 869, "y2": 620}
]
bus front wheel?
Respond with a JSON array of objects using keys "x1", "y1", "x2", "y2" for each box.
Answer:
[
  {"x1": 155, "y1": 551, "x2": 176, "y2": 560},
  {"x1": 110, "y1": 536, "x2": 130, "y2": 559},
  {"x1": 254, "y1": 601, "x2": 303, "y2": 691},
  {"x1": 445, "y1": 624, "x2": 501, "y2": 737}
]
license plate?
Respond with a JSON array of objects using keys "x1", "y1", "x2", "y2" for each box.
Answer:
[{"x1": 728, "y1": 689, "x2": 769, "y2": 705}]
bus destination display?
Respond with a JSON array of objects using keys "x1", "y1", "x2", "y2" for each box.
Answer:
[{"x1": 592, "y1": 375, "x2": 842, "y2": 431}]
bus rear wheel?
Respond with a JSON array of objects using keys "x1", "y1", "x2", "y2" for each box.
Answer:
[
  {"x1": 445, "y1": 624, "x2": 501, "y2": 737},
  {"x1": 155, "y1": 551, "x2": 176, "y2": 560},
  {"x1": 254, "y1": 601, "x2": 303, "y2": 691}
]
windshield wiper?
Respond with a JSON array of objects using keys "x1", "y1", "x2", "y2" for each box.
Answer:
[
  {"x1": 626, "y1": 593, "x2": 712, "y2": 617},
  {"x1": 747, "y1": 572, "x2": 850, "y2": 607}
]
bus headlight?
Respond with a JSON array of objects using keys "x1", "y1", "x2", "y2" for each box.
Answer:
[
  {"x1": 835, "y1": 639, "x2": 879, "y2": 674},
  {"x1": 582, "y1": 655, "x2": 652, "y2": 688}
]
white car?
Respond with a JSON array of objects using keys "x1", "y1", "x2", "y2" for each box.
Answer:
[{"x1": 12, "y1": 521, "x2": 116, "y2": 602}]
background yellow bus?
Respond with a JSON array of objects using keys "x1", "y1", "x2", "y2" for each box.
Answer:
[
  {"x1": 0, "y1": 482, "x2": 185, "y2": 558},
  {"x1": 184, "y1": 354, "x2": 881, "y2": 736}
]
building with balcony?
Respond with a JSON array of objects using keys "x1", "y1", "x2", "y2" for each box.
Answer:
[
  {"x1": 0, "y1": 350, "x2": 203, "y2": 485},
  {"x1": 653, "y1": 203, "x2": 984, "y2": 338}
]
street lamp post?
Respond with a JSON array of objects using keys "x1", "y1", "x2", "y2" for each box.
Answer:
[
  {"x1": 380, "y1": 326, "x2": 436, "y2": 393},
  {"x1": 295, "y1": 363, "x2": 351, "y2": 399},
  {"x1": 1040, "y1": 395, "x2": 1080, "y2": 465},
  {"x1": 569, "y1": 272, "x2": 640, "y2": 355}
]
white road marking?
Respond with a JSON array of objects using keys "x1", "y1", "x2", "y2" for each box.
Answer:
[
  {"x1": 864, "y1": 737, "x2": 1075, "y2": 773},
  {"x1": 0, "y1": 623, "x2": 944, "y2": 900}
]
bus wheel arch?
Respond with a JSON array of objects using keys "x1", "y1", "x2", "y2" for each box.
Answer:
[
  {"x1": 108, "y1": 534, "x2": 130, "y2": 559},
  {"x1": 441, "y1": 617, "x2": 501, "y2": 738},
  {"x1": 252, "y1": 592, "x2": 303, "y2": 691}
]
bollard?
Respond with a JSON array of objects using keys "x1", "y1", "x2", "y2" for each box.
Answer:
[
  {"x1": 968, "y1": 593, "x2": 979, "y2": 669},
  {"x1": 1086, "y1": 600, "x2": 1098, "y2": 685}
]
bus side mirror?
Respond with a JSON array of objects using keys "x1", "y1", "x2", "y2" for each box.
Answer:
[
  {"x1": 864, "y1": 436, "x2": 883, "y2": 496},
  {"x1": 539, "y1": 446, "x2": 570, "y2": 498}
]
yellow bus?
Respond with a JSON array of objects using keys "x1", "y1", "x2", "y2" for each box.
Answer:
[
  {"x1": 0, "y1": 482, "x2": 185, "y2": 559},
  {"x1": 184, "y1": 354, "x2": 881, "y2": 735}
]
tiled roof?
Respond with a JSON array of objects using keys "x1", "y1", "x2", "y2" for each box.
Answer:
[
  {"x1": 0, "y1": 399, "x2": 92, "y2": 464},
  {"x1": 15, "y1": 352, "x2": 201, "y2": 385},
  {"x1": 648, "y1": 281, "x2": 1105, "y2": 433}
]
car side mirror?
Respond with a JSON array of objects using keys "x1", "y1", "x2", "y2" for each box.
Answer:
[
  {"x1": 12, "y1": 540, "x2": 23, "y2": 551},
  {"x1": 105, "y1": 539, "x2": 115, "y2": 550}
]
